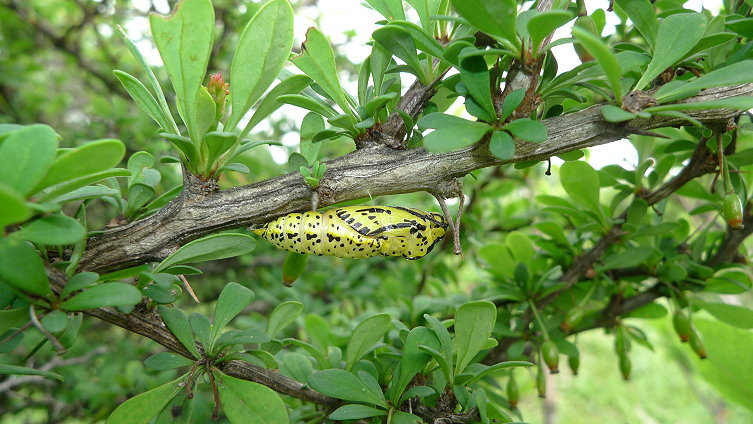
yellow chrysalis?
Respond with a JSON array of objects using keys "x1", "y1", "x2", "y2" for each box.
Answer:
[{"x1": 252, "y1": 206, "x2": 448, "y2": 259}]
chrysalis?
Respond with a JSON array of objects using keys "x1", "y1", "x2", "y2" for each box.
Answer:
[{"x1": 253, "y1": 206, "x2": 448, "y2": 259}]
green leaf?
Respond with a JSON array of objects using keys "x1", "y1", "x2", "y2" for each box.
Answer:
[
  {"x1": 161, "y1": 133, "x2": 196, "y2": 163},
  {"x1": 418, "y1": 112, "x2": 478, "y2": 129},
  {"x1": 601, "y1": 104, "x2": 636, "y2": 122},
  {"x1": 418, "y1": 344, "x2": 452, "y2": 382},
  {"x1": 144, "y1": 352, "x2": 195, "y2": 370},
  {"x1": 489, "y1": 131, "x2": 515, "y2": 160},
  {"x1": 0, "y1": 307, "x2": 29, "y2": 335},
  {"x1": 365, "y1": 0, "x2": 405, "y2": 20},
  {"x1": 213, "y1": 282, "x2": 255, "y2": 334},
  {"x1": 528, "y1": 11, "x2": 573, "y2": 55},
  {"x1": 692, "y1": 318, "x2": 753, "y2": 412},
  {"x1": 11, "y1": 215, "x2": 85, "y2": 245},
  {"x1": 292, "y1": 28, "x2": 353, "y2": 116},
  {"x1": 126, "y1": 184, "x2": 156, "y2": 217},
  {"x1": 194, "y1": 86, "x2": 216, "y2": 143},
  {"x1": 0, "y1": 364, "x2": 63, "y2": 382},
  {"x1": 241, "y1": 75, "x2": 312, "y2": 137},
  {"x1": 387, "y1": 21, "x2": 444, "y2": 58},
  {"x1": 557, "y1": 150, "x2": 585, "y2": 161},
  {"x1": 114, "y1": 70, "x2": 173, "y2": 132},
  {"x1": 357, "y1": 370, "x2": 388, "y2": 407},
  {"x1": 625, "y1": 302, "x2": 667, "y2": 319},
  {"x1": 0, "y1": 124, "x2": 58, "y2": 196},
  {"x1": 686, "y1": 32, "x2": 736, "y2": 58},
  {"x1": 373, "y1": 26, "x2": 428, "y2": 84},
  {"x1": 154, "y1": 388, "x2": 194, "y2": 424},
  {"x1": 61, "y1": 283, "x2": 142, "y2": 311},
  {"x1": 559, "y1": 161, "x2": 601, "y2": 213},
  {"x1": 503, "y1": 118, "x2": 547, "y2": 143},
  {"x1": 308, "y1": 369, "x2": 388, "y2": 407},
  {"x1": 329, "y1": 404, "x2": 387, "y2": 420},
  {"x1": 454, "y1": 300, "x2": 497, "y2": 375},
  {"x1": 116, "y1": 25, "x2": 178, "y2": 134},
  {"x1": 189, "y1": 313, "x2": 212, "y2": 349},
  {"x1": 459, "y1": 53, "x2": 495, "y2": 120},
  {"x1": 645, "y1": 96, "x2": 753, "y2": 113},
  {"x1": 466, "y1": 361, "x2": 533, "y2": 386},
  {"x1": 363, "y1": 92, "x2": 398, "y2": 118},
  {"x1": 226, "y1": 0, "x2": 295, "y2": 131},
  {"x1": 50, "y1": 185, "x2": 120, "y2": 205},
  {"x1": 500, "y1": 89, "x2": 525, "y2": 120},
  {"x1": 615, "y1": 0, "x2": 657, "y2": 49},
  {"x1": 634, "y1": 13, "x2": 707, "y2": 91},
  {"x1": 655, "y1": 61, "x2": 753, "y2": 102},
  {"x1": 696, "y1": 301, "x2": 753, "y2": 329},
  {"x1": 0, "y1": 238, "x2": 50, "y2": 296},
  {"x1": 204, "y1": 132, "x2": 237, "y2": 169},
  {"x1": 60, "y1": 272, "x2": 99, "y2": 298},
  {"x1": 406, "y1": 0, "x2": 433, "y2": 31},
  {"x1": 38, "y1": 168, "x2": 131, "y2": 202},
  {"x1": 0, "y1": 183, "x2": 31, "y2": 228},
  {"x1": 423, "y1": 124, "x2": 492, "y2": 152},
  {"x1": 267, "y1": 301, "x2": 304, "y2": 338},
  {"x1": 154, "y1": 233, "x2": 256, "y2": 272},
  {"x1": 40, "y1": 310, "x2": 68, "y2": 333},
  {"x1": 107, "y1": 375, "x2": 187, "y2": 424},
  {"x1": 452, "y1": 0, "x2": 517, "y2": 44},
  {"x1": 216, "y1": 328, "x2": 269, "y2": 347},
  {"x1": 600, "y1": 247, "x2": 654, "y2": 271},
  {"x1": 278, "y1": 94, "x2": 337, "y2": 118},
  {"x1": 393, "y1": 327, "x2": 440, "y2": 401},
  {"x1": 392, "y1": 411, "x2": 422, "y2": 424},
  {"x1": 149, "y1": 0, "x2": 214, "y2": 142},
  {"x1": 217, "y1": 373, "x2": 289, "y2": 424},
  {"x1": 346, "y1": 313, "x2": 392, "y2": 370},
  {"x1": 424, "y1": 314, "x2": 454, "y2": 378},
  {"x1": 572, "y1": 26, "x2": 623, "y2": 104},
  {"x1": 219, "y1": 163, "x2": 251, "y2": 175},
  {"x1": 705, "y1": 268, "x2": 753, "y2": 294},
  {"x1": 159, "y1": 305, "x2": 201, "y2": 359},
  {"x1": 32, "y1": 139, "x2": 126, "y2": 194}
]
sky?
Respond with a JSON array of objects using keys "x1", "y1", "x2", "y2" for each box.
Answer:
[{"x1": 126, "y1": 0, "x2": 723, "y2": 168}]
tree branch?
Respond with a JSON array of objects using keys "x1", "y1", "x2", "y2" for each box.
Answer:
[
  {"x1": 44, "y1": 267, "x2": 340, "y2": 407},
  {"x1": 79, "y1": 83, "x2": 753, "y2": 274}
]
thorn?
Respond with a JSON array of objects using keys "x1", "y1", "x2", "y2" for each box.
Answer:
[{"x1": 180, "y1": 275, "x2": 200, "y2": 303}]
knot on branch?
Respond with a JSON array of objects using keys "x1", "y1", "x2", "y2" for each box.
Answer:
[
  {"x1": 357, "y1": 127, "x2": 405, "y2": 150},
  {"x1": 622, "y1": 91, "x2": 658, "y2": 113},
  {"x1": 182, "y1": 169, "x2": 220, "y2": 198},
  {"x1": 435, "y1": 179, "x2": 463, "y2": 199},
  {"x1": 315, "y1": 179, "x2": 337, "y2": 206}
]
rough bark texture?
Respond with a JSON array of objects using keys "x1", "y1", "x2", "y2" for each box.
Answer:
[{"x1": 79, "y1": 83, "x2": 753, "y2": 274}]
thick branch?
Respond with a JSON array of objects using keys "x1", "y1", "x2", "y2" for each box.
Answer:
[{"x1": 79, "y1": 84, "x2": 753, "y2": 274}]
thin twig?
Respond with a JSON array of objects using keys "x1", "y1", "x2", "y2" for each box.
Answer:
[{"x1": 28, "y1": 306, "x2": 66, "y2": 355}]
